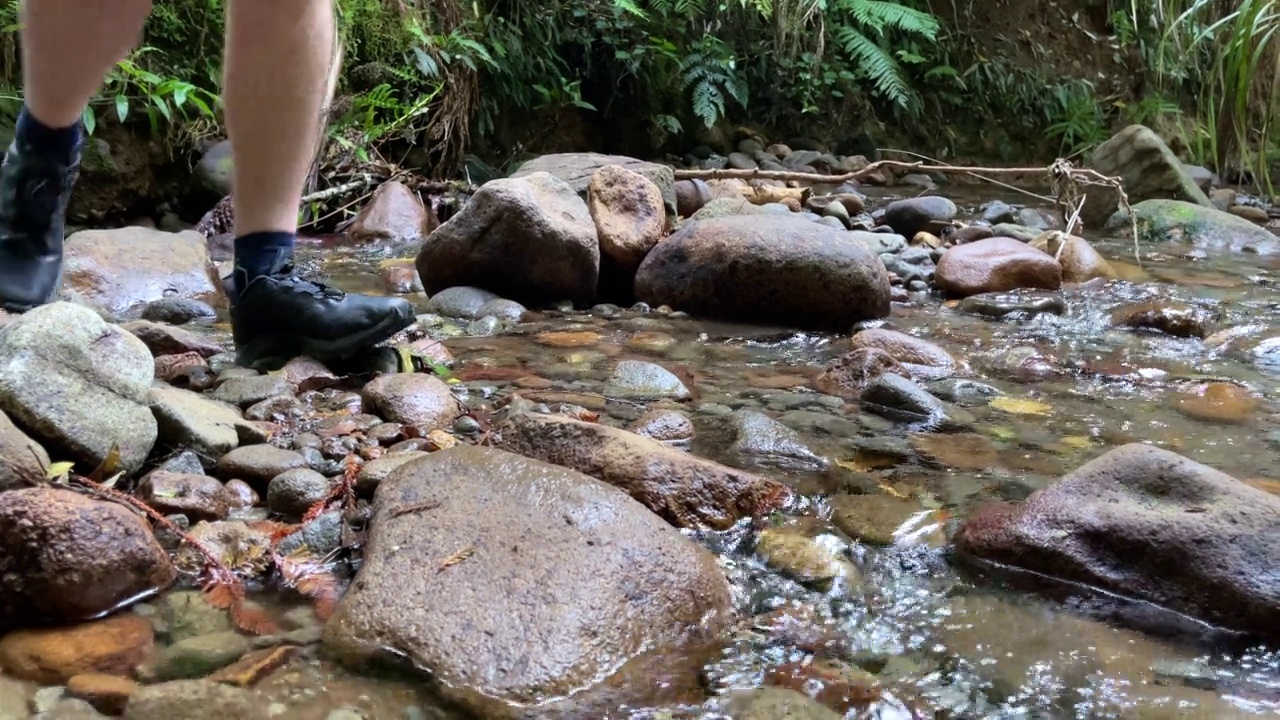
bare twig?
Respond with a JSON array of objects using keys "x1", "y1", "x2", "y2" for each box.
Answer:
[{"x1": 300, "y1": 175, "x2": 377, "y2": 205}]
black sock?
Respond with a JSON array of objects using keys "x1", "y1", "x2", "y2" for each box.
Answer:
[
  {"x1": 232, "y1": 231, "x2": 295, "y2": 300},
  {"x1": 14, "y1": 105, "x2": 82, "y2": 162}
]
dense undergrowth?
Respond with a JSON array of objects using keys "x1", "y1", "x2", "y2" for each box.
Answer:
[{"x1": 0, "y1": 0, "x2": 1274, "y2": 188}]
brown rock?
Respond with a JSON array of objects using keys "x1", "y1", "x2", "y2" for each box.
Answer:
[
  {"x1": 763, "y1": 659, "x2": 882, "y2": 714},
  {"x1": 953, "y1": 444, "x2": 1280, "y2": 640},
  {"x1": 910, "y1": 432, "x2": 1000, "y2": 470},
  {"x1": 1111, "y1": 300, "x2": 1216, "y2": 338},
  {"x1": 1030, "y1": 231, "x2": 1116, "y2": 283},
  {"x1": 811, "y1": 348, "x2": 910, "y2": 400},
  {"x1": 361, "y1": 373, "x2": 461, "y2": 430},
  {"x1": 348, "y1": 180, "x2": 438, "y2": 244},
  {"x1": 355, "y1": 451, "x2": 430, "y2": 496},
  {"x1": 416, "y1": 172, "x2": 600, "y2": 304},
  {"x1": 120, "y1": 320, "x2": 222, "y2": 358},
  {"x1": 493, "y1": 412, "x2": 789, "y2": 529},
  {"x1": 321, "y1": 445, "x2": 732, "y2": 717},
  {"x1": 626, "y1": 409, "x2": 694, "y2": 443},
  {"x1": 206, "y1": 645, "x2": 298, "y2": 687},
  {"x1": 0, "y1": 409, "x2": 49, "y2": 491},
  {"x1": 947, "y1": 224, "x2": 994, "y2": 245},
  {"x1": 136, "y1": 471, "x2": 230, "y2": 521},
  {"x1": 849, "y1": 327, "x2": 954, "y2": 379},
  {"x1": 0, "y1": 488, "x2": 176, "y2": 630},
  {"x1": 0, "y1": 615, "x2": 154, "y2": 684},
  {"x1": 674, "y1": 178, "x2": 712, "y2": 217},
  {"x1": 67, "y1": 673, "x2": 139, "y2": 715},
  {"x1": 222, "y1": 479, "x2": 258, "y2": 508},
  {"x1": 588, "y1": 164, "x2": 666, "y2": 271},
  {"x1": 829, "y1": 492, "x2": 945, "y2": 547},
  {"x1": 1173, "y1": 382, "x2": 1258, "y2": 423},
  {"x1": 1228, "y1": 204, "x2": 1269, "y2": 224},
  {"x1": 62, "y1": 227, "x2": 224, "y2": 317},
  {"x1": 634, "y1": 215, "x2": 892, "y2": 331},
  {"x1": 934, "y1": 237, "x2": 1062, "y2": 297},
  {"x1": 153, "y1": 352, "x2": 215, "y2": 391},
  {"x1": 280, "y1": 356, "x2": 340, "y2": 393}
]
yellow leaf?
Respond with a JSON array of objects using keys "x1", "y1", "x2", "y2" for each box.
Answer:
[
  {"x1": 1059, "y1": 435, "x2": 1092, "y2": 449},
  {"x1": 45, "y1": 461, "x2": 75, "y2": 480},
  {"x1": 990, "y1": 396, "x2": 1052, "y2": 416}
]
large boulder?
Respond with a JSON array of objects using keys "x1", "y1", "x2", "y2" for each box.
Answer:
[
  {"x1": 633, "y1": 215, "x2": 891, "y2": 330},
  {"x1": 415, "y1": 172, "x2": 600, "y2": 304},
  {"x1": 493, "y1": 412, "x2": 790, "y2": 529},
  {"x1": 511, "y1": 152, "x2": 677, "y2": 217},
  {"x1": 1108, "y1": 198, "x2": 1280, "y2": 255},
  {"x1": 61, "y1": 227, "x2": 225, "y2": 317},
  {"x1": 588, "y1": 164, "x2": 666, "y2": 272},
  {"x1": 0, "y1": 302, "x2": 157, "y2": 474},
  {"x1": 0, "y1": 487, "x2": 176, "y2": 630},
  {"x1": 321, "y1": 445, "x2": 733, "y2": 718},
  {"x1": 953, "y1": 444, "x2": 1280, "y2": 640},
  {"x1": 1082, "y1": 124, "x2": 1213, "y2": 228},
  {"x1": 934, "y1": 237, "x2": 1062, "y2": 297}
]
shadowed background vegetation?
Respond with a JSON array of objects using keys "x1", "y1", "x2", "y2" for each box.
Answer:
[{"x1": 0, "y1": 0, "x2": 1273, "y2": 187}]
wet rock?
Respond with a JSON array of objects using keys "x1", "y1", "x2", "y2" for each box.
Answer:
[
  {"x1": 37, "y1": 698, "x2": 104, "y2": 719},
  {"x1": 925, "y1": 378, "x2": 1003, "y2": 406},
  {"x1": 122, "y1": 680, "x2": 264, "y2": 720},
  {"x1": 361, "y1": 373, "x2": 461, "y2": 430},
  {"x1": 0, "y1": 410, "x2": 49, "y2": 491},
  {"x1": 347, "y1": 180, "x2": 437, "y2": 244},
  {"x1": 954, "y1": 443, "x2": 1280, "y2": 639},
  {"x1": 1113, "y1": 198, "x2": 1280, "y2": 254},
  {"x1": 1111, "y1": 301, "x2": 1215, "y2": 338},
  {"x1": 61, "y1": 227, "x2": 223, "y2": 317},
  {"x1": 141, "y1": 297, "x2": 216, "y2": 326},
  {"x1": 156, "y1": 591, "x2": 232, "y2": 644},
  {"x1": 511, "y1": 152, "x2": 677, "y2": 216},
  {"x1": 214, "y1": 446, "x2": 308, "y2": 489},
  {"x1": 382, "y1": 263, "x2": 423, "y2": 294},
  {"x1": 1173, "y1": 382, "x2": 1257, "y2": 424},
  {"x1": 475, "y1": 298, "x2": 527, "y2": 323},
  {"x1": 355, "y1": 451, "x2": 430, "y2": 496},
  {"x1": 222, "y1": 479, "x2": 257, "y2": 509},
  {"x1": 209, "y1": 375, "x2": 293, "y2": 408},
  {"x1": 66, "y1": 674, "x2": 136, "y2": 716},
  {"x1": 1015, "y1": 207, "x2": 1057, "y2": 229},
  {"x1": 149, "y1": 386, "x2": 250, "y2": 461},
  {"x1": 859, "y1": 374, "x2": 948, "y2": 425},
  {"x1": 136, "y1": 471, "x2": 230, "y2": 522},
  {"x1": 674, "y1": 178, "x2": 712, "y2": 217},
  {"x1": 0, "y1": 677, "x2": 27, "y2": 719},
  {"x1": 882, "y1": 196, "x2": 957, "y2": 237},
  {"x1": 275, "y1": 509, "x2": 342, "y2": 558},
  {"x1": 829, "y1": 492, "x2": 944, "y2": 547},
  {"x1": 604, "y1": 360, "x2": 690, "y2": 399},
  {"x1": 988, "y1": 223, "x2": 1041, "y2": 243},
  {"x1": 1229, "y1": 204, "x2": 1269, "y2": 224},
  {"x1": 1029, "y1": 231, "x2": 1116, "y2": 283},
  {"x1": 1082, "y1": 124, "x2": 1213, "y2": 228},
  {"x1": 756, "y1": 519, "x2": 857, "y2": 590},
  {"x1": 720, "y1": 687, "x2": 843, "y2": 720},
  {"x1": 934, "y1": 237, "x2": 1062, "y2": 297},
  {"x1": 812, "y1": 348, "x2": 910, "y2": 400},
  {"x1": 0, "y1": 302, "x2": 157, "y2": 474},
  {"x1": 417, "y1": 172, "x2": 600, "y2": 303},
  {"x1": 494, "y1": 412, "x2": 789, "y2": 529},
  {"x1": 635, "y1": 215, "x2": 891, "y2": 331},
  {"x1": 947, "y1": 224, "x2": 994, "y2": 245},
  {"x1": 121, "y1": 320, "x2": 221, "y2": 358},
  {"x1": 153, "y1": 352, "x2": 215, "y2": 391},
  {"x1": 145, "y1": 631, "x2": 250, "y2": 681},
  {"x1": 626, "y1": 409, "x2": 693, "y2": 443},
  {"x1": 957, "y1": 289, "x2": 1065, "y2": 318},
  {"x1": 849, "y1": 230, "x2": 906, "y2": 256},
  {"x1": 424, "y1": 286, "x2": 501, "y2": 320},
  {"x1": 266, "y1": 468, "x2": 331, "y2": 519},
  {"x1": 724, "y1": 410, "x2": 827, "y2": 471},
  {"x1": 849, "y1": 328, "x2": 954, "y2": 379},
  {"x1": 0, "y1": 488, "x2": 175, "y2": 629},
  {"x1": 688, "y1": 196, "x2": 767, "y2": 221},
  {"x1": 588, "y1": 164, "x2": 666, "y2": 271},
  {"x1": 321, "y1": 445, "x2": 731, "y2": 716},
  {"x1": 0, "y1": 615, "x2": 153, "y2": 684},
  {"x1": 981, "y1": 200, "x2": 1016, "y2": 225}
]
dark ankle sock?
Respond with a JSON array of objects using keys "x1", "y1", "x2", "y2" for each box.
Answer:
[
  {"x1": 232, "y1": 231, "x2": 295, "y2": 300},
  {"x1": 14, "y1": 106, "x2": 82, "y2": 161}
]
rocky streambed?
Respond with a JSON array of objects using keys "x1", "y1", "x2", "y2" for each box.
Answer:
[{"x1": 0, "y1": 132, "x2": 1278, "y2": 719}]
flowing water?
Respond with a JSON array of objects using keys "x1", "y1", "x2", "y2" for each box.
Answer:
[{"x1": 15, "y1": 186, "x2": 1280, "y2": 719}]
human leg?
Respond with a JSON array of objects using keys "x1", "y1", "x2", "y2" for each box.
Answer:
[
  {"x1": 222, "y1": 0, "x2": 413, "y2": 370},
  {"x1": 0, "y1": 0, "x2": 154, "y2": 312}
]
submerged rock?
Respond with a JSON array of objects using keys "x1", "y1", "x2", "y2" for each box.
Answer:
[
  {"x1": 0, "y1": 487, "x2": 176, "y2": 630},
  {"x1": 321, "y1": 445, "x2": 732, "y2": 718},
  {"x1": 849, "y1": 328, "x2": 954, "y2": 379},
  {"x1": 953, "y1": 444, "x2": 1280, "y2": 640},
  {"x1": 603, "y1": 360, "x2": 690, "y2": 400},
  {"x1": 634, "y1": 215, "x2": 891, "y2": 331},
  {"x1": 494, "y1": 412, "x2": 790, "y2": 529},
  {"x1": 0, "y1": 614, "x2": 154, "y2": 684},
  {"x1": 1112, "y1": 198, "x2": 1280, "y2": 254}
]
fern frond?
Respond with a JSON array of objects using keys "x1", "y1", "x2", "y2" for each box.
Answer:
[{"x1": 834, "y1": 25, "x2": 911, "y2": 108}]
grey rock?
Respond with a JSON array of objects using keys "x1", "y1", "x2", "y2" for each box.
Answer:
[
  {"x1": 475, "y1": 298, "x2": 527, "y2": 322},
  {"x1": 123, "y1": 680, "x2": 264, "y2": 720},
  {"x1": 209, "y1": 375, "x2": 292, "y2": 408},
  {"x1": 604, "y1": 360, "x2": 690, "y2": 399},
  {"x1": 266, "y1": 468, "x2": 331, "y2": 519},
  {"x1": 424, "y1": 286, "x2": 500, "y2": 319},
  {"x1": 882, "y1": 196, "x2": 957, "y2": 237},
  {"x1": 149, "y1": 386, "x2": 247, "y2": 463},
  {"x1": 724, "y1": 410, "x2": 827, "y2": 471},
  {"x1": 142, "y1": 298, "x2": 217, "y2": 325},
  {"x1": 1083, "y1": 124, "x2": 1213, "y2": 228},
  {"x1": 1110, "y1": 198, "x2": 1280, "y2": 254}
]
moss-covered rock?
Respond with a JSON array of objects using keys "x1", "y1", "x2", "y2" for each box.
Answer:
[{"x1": 1108, "y1": 198, "x2": 1280, "y2": 254}]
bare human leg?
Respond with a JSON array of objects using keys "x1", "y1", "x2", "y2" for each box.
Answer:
[
  {"x1": 0, "y1": 0, "x2": 154, "y2": 312},
  {"x1": 222, "y1": 0, "x2": 413, "y2": 370}
]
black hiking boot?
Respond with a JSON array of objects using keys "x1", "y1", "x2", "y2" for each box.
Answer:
[
  {"x1": 0, "y1": 135, "x2": 80, "y2": 313},
  {"x1": 230, "y1": 257, "x2": 416, "y2": 370}
]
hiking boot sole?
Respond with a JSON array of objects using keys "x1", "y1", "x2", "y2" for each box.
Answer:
[{"x1": 233, "y1": 302, "x2": 416, "y2": 371}]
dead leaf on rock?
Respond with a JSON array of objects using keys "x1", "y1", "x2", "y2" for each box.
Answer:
[{"x1": 437, "y1": 546, "x2": 474, "y2": 573}]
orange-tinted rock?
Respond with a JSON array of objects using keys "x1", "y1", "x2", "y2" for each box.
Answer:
[
  {"x1": 207, "y1": 645, "x2": 298, "y2": 687},
  {"x1": 849, "y1": 328, "x2": 954, "y2": 378},
  {"x1": 935, "y1": 237, "x2": 1062, "y2": 297},
  {"x1": 348, "y1": 179, "x2": 438, "y2": 244},
  {"x1": 68, "y1": 673, "x2": 140, "y2": 715},
  {"x1": 1111, "y1": 301, "x2": 1216, "y2": 339},
  {"x1": 0, "y1": 615, "x2": 154, "y2": 684},
  {"x1": 1173, "y1": 383, "x2": 1257, "y2": 423},
  {"x1": 812, "y1": 348, "x2": 910, "y2": 400},
  {"x1": 588, "y1": 164, "x2": 666, "y2": 271}
]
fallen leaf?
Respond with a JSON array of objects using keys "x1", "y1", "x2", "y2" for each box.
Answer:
[
  {"x1": 989, "y1": 396, "x2": 1052, "y2": 416},
  {"x1": 45, "y1": 461, "x2": 75, "y2": 480},
  {"x1": 437, "y1": 546, "x2": 474, "y2": 573},
  {"x1": 426, "y1": 429, "x2": 457, "y2": 451},
  {"x1": 1059, "y1": 435, "x2": 1092, "y2": 449}
]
